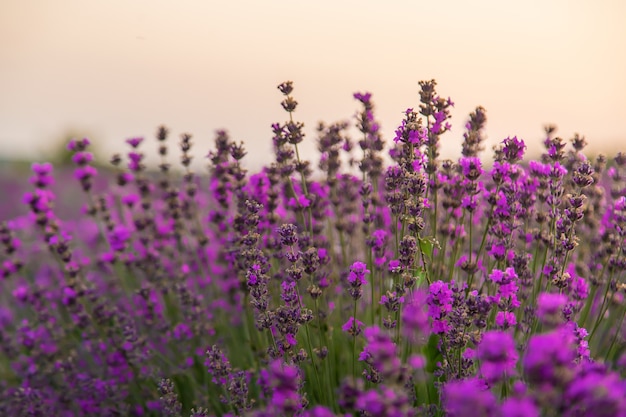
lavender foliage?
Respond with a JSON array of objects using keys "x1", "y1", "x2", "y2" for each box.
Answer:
[{"x1": 0, "y1": 81, "x2": 625, "y2": 416}]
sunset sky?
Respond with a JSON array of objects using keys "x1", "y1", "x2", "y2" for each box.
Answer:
[{"x1": 1, "y1": 0, "x2": 625, "y2": 169}]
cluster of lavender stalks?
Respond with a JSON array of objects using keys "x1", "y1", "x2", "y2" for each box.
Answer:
[{"x1": 1, "y1": 80, "x2": 626, "y2": 417}]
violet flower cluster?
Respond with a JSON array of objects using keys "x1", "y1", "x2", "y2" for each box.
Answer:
[{"x1": 0, "y1": 80, "x2": 625, "y2": 416}]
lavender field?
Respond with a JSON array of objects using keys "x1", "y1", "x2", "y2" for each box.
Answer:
[{"x1": 1, "y1": 80, "x2": 625, "y2": 416}]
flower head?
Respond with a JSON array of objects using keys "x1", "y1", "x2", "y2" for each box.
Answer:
[
  {"x1": 342, "y1": 316, "x2": 364, "y2": 336},
  {"x1": 401, "y1": 290, "x2": 430, "y2": 341},
  {"x1": 459, "y1": 157, "x2": 483, "y2": 181},
  {"x1": 523, "y1": 327, "x2": 576, "y2": 388},
  {"x1": 537, "y1": 292, "x2": 568, "y2": 327},
  {"x1": 477, "y1": 330, "x2": 518, "y2": 383},
  {"x1": 502, "y1": 136, "x2": 526, "y2": 163},
  {"x1": 443, "y1": 378, "x2": 499, "y2": 417},
  {"x1": 346, "y1": 261, "x2": 369, "y2": 299}
]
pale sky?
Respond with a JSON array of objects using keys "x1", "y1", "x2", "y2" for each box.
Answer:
[{"x1": 1, "y1": 0, "x2": 625, "y2": 170}]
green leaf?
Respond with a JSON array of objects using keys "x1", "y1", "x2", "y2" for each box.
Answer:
[
  {"x1": 419, "y1": 237, "x2": 438, "y2": 261},
  {"x1": 414, "y1": 269, "x2": 426, "y2": 287},
  {"x1": 173, "y1": 373, "x2": 195, "y2": 413},
  {"x1": 424, "y1": 334, "x2": 443, "y2": 374},
  {"x1": 423, "y1": 334, "x2": 443, "y2": 406}
]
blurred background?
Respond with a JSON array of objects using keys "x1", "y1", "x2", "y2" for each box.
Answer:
[{"x1": 1, "y1": 0, "x2": 625, "y2": 172}]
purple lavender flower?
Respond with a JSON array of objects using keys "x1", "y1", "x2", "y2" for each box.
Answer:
[
  {"x1": 443, "y1": 378, "x2": 499, "y2": 417},
  {"x1": 108, "y1": 225, "x2": 131, "y2": 252},
  {"x1": 302, "y1": 406, "x2": 335, "y2": 417},
  {"x1": 356, "y1": 389, "x2": 385, "y2": 414},
  {"x1": 127, "y1": 151, "x2": 143, "y2": 171},
  {"x1": 570, "y1": 274, "x2": 589, "y2": 302},
  {"x1": 459, "y1": 157, "x2": 483, "y2": 181},
  {"x1": 29, "y1": 162, "x2": 54, "y2": 187},
  {"x1": 71, "y1": 151, "x2": 94, "y2": 165},
  {"x1": 476, "y1": 330, "x2": 518, "y2": 384},
  {"x1": 278, "y1": 81, "x2": 294, "y2": 96},
  {"x1": 66, "y1": 137, "x2": 90, "y2": 151},
  {"x1": 563, "y1": 363, "x2": 626, "y2": 416},
  {"x1": 427, "y1": 280, "x2": 453, "y2": 334},
  {"x1": 73, "y1": 165, "x2": 98, "y2": 181},
  {"x1": 360, "y1": 326, "x2": 400, "y2": 379},
  {"x1": 368, "y1": 229, "x2": 388, "y2": 251},
  {"x1": 537, "y1": 292, "x2": 568, "y2": 326},
  {"x1": 348, "y1": 261, "x2": 369, "y2": 285},
  {"x1": 125, "y1": 136, "x2": 144, "y2": 148},
  {"x1": 355, "y1": 386, "x2": 412, "y2": 416},
  {"x1": 119, "y1": 193, "x2": 139, "y2": 209},
  {"x1": 379, "y1": 291, "x2": 405, "y2": 313},
  {"x1": 401, "y1": 289, "x2": 430, "y2": 342},
  {"x1": 408, "y1": 354, "x2": 425, "y2": 370},
  {"x1": 488, "y1": 268, "x2": 520, "y2": 307},
  {"x1": 278, "y1": 223, "x2": 298, "y2": 247},
  {"x1": 342, "y1": 316, "x2": 364, "y2": 336},
  {"x1": 388, "y1": 259, "x2": 402, "y2": 274},
  {"x1": 206, "y1": 345, "x2": 232, "y2": 384},
  {"x1": 264, "y1": 360, "x2": 304, "y2": 415},
  {"x1": 567, "y1": 321, "x2": 591, "y2": 362},
  {"x1": 158, "y1": 378, "x2": 182, "y2": 417},
  {"x1": 523, "y1": 327, "x2": 576, "y2": 388},
  {"x1": 501, "y1": 136, "x2": 526, "y2": 163},
  {"x1": 346, "y1": 261, "x2": 369, "y2": 300},
  {"x1": 353, "y1": 92, "x2": 372, "y2": 104},
  {"x1": 495, "y1": 311, "x2": 517, "y2": 329},
  {"x1": 500, "y1": 383, "x2": 539, "y2": 417}
]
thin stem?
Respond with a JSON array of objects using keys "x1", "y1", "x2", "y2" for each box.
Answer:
[{"x1": 352, "y1": 299, "x2": 358, "y2": 382}]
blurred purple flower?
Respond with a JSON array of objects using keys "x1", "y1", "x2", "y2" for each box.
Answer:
[
  {"x1": 523, "y1": 327, "x2": 576, "y2": 387},
  {"x1": 401, "y1": 290, "x2": 430, "y2": 342},
  {"x1": 443, "y1": 378, "x2": 498, "y2": 417},
  {"x1": 477, "y1": 330, "x2": 518, "y2": 384},
  {"x1": 495, "y1": 311, "x2": 517, "y2": 329},
  {"x1": 360, "y1": 326, "x2": 401, "y2": 378},
  {"x1": 537, "y1": 292, "x2": 568, "y2": 326},
  {"x1": 126, "y1": 137, "x2": 144, "y2": 148}
]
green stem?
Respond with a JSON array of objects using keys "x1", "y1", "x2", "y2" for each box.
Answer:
[
  {"x1": 605, "y1": 304, "x2": 626, "y2": 361},
  {"x1": 578, "y1": 284, "x2": 600, "y2": 329},
  {"x1": 295, "y1": 286, "x2": 324, "y2": 404},
  {"x1": 352, "y1": 299, "x2": 358, "y2": 382},
  {"x1": 589, "y1": 271, "x2": 616, "y2": 343}
]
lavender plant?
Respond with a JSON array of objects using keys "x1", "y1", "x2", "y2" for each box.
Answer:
[{"x1": 0, "y1": 80, "x2": 625, "y2": 416}]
